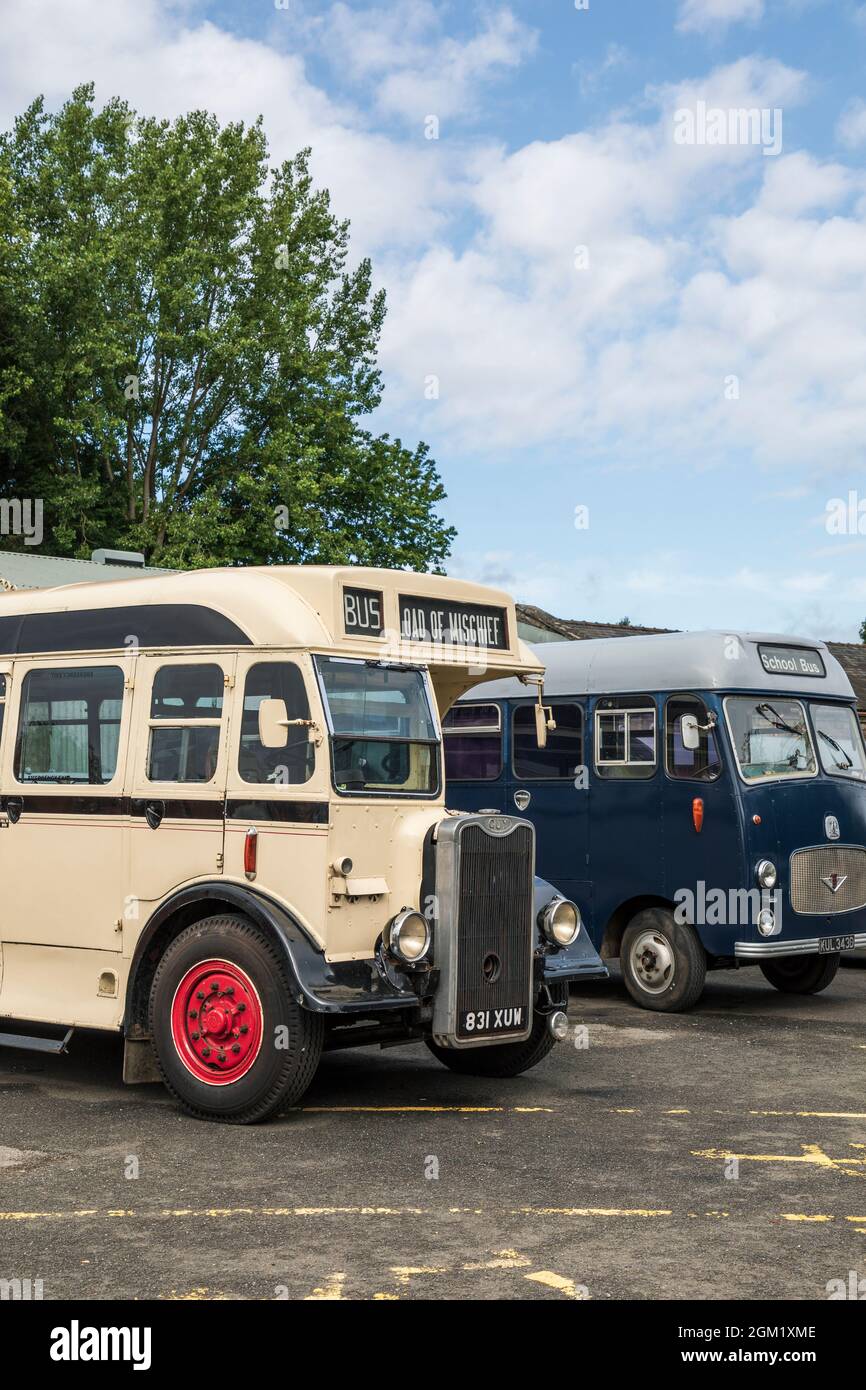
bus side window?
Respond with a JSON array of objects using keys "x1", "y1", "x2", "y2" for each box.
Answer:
[
  {"x1": 665, "y1": 695, "x2": 722, "y2": 782},
  {"x1": 147, "y1": 664, "x2": 223, "y2": 784},
  {"x1": 14, "y1": 666, "x2": 125, "y2": 785},
  {"x1": 239, "y1": 662, "x2": 315, "y2": 785},
  {"x1": 513, "y1": 702, "x2": 583, "y2": 779},
  {"x1": 0, "y1": 673, "x2": 5, "y2": 745},
  {"x1": 443, "y1": 703, "x2": 502, "y2": 780},
  {"x1": 595, "y1": 698, "x2": 657, "y2": 780}
]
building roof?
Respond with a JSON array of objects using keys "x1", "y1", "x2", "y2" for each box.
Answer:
[
  {"x1": 515, "y1": 604, "x2": 866, "y2": 708},
  {"x1": 825, "y1": 643, "x2": 866, "y2": 708},
  {"x1": 0, "y1": 551, "x2": 170, "y2": 591},
  {"x1": 464, "y1": 632, "x2": 856, "y2": 702},
  {"x1": 516, "y1": 604, "x2": 672, "y2": 642}
]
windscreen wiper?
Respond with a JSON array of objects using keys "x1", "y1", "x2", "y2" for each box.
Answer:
[
  {"x1": 756, "y1": 702, "x2": 805, "y2": 738},
  {"x1": 816, "y1": 727, "x2": 853, "y2": 770}
]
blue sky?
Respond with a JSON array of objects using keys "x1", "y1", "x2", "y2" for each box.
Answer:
[{"x1": 2, "y1": 0, "x2": 866, "y2": 638}]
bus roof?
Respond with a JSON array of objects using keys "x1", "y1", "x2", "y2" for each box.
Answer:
[
  {"x1": 456, "y1": 632, "x2": 857, "y2": 703},
  {"x1": 0, "y1": 564, "x2": 542, "y2": 711}
]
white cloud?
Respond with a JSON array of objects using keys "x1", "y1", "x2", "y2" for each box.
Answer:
[
  {"x1": 676, "y1": 0, "x2": 765, "y2": 35},
  {"x1": 381, "y1": 55, "x2": 866, "y2": 473},
  {"x1": 837, "y1": 97, "x2": 866, "y2": 150},
  {"x1": 306, "y1": 1, "x2": 537, "y2": 124}
]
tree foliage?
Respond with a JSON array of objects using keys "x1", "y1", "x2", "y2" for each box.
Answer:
[{"x1": 0, "y1": 86, "x2": 454, "y2": 570}]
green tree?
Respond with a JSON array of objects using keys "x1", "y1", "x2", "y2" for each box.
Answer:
[
  {"x1": 859, "y1": 618, "x2": 866, "y2": 644},
  {"x1": 0, "y1": 86, "x2": 454, "y2": 570}
]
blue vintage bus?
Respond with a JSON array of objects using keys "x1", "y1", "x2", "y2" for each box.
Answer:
[{"x1": 444, "y1": 632, "x2": 866, "y2": 1011}]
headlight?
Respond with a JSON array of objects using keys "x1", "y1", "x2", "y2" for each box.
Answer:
[
  {"x1": 757, "y1": 908, "x2": 777, "y2": 937},
  {"x1": 385, "y1": 909, "x2": 431, "y2": 963},
  {"x1": 756, "y1": 860, "x2": 777, "y2": 890},
  {"x1": 539, "y1": 897, "x2": 581, "y2": 947}
]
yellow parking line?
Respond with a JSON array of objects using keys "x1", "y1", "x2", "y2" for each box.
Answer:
[
  {"x1": 512, "y1": 1206, "x2": 672, "y2": 1217},
  {"x1": 524, "y1": 1271, "x2": 589, "y2": 1299},
  {"x1": 2, "y1": 1203, "x2": 865, "y2": 1229},
  {"x1": 693, "y1": 1144, "x2": 866, "y2": 1170}
]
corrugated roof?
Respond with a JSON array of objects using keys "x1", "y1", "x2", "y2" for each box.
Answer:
[{"x1": 0, "y1": 551, "x2": 170, "y2": 591}]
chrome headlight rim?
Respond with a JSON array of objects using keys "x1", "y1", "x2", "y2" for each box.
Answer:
[
  {"x1": 757, "y1": 907, "x2": 777, "y2": 937},
  {"x1": 539, "y1": 896, "x2": 581, "y2": 948},
  {"x1": 385, "y1": 908, "x2": 431, "y2": 964},
  {"x1": 756, "y1": 859, "x2": 778, "y2": 890}
]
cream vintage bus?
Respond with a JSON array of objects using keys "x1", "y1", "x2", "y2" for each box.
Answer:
[{"x1": 0, "y1": 566, "x2": 606, "y2": 1123}]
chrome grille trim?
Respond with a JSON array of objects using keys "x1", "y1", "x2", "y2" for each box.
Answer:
[{"x1": 789, "y1": 844, "x2": 866, "y2": 915}]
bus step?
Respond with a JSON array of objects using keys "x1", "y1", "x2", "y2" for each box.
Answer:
[{"x1": 0, "y1": 1027, "x2": 74, "y2": 1055}]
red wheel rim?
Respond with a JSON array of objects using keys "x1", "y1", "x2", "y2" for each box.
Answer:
[{"x1": 170, "y1": 959, "x2": 264, "y2": 1086}]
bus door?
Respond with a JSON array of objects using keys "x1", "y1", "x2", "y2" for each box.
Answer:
[
  {"x1": 0, "y1": 656, "x2": 131, "y2": 954},
  {"x1": 223, "y1": 652, "x2": 330, "y2": 946},
  {"x1": 127, "y1": 653, "x2": 236, "y2": 918},
  {"x1": 588, "y1": 694, "x2": 663, "y2": 943},
  {"x1": 506, "y1": 698, "x2": 590, "y2": 914},
  {"x1": 660, "y1": 694, "x2": 742, "y2": 935}
]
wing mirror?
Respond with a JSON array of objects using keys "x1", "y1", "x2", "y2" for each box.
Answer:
[
  {"x1": 258, "y1": 698, "x2": 289, "y2": 749},
  {"x1": 535, "y1": 700, "x2": 557, "y2": 749},
  {"x1": 681, "y1": 714, "x2": 701, "y2": 751},
  {"x1": 258, "y1": 698, "x2": 322, "y2": 749}
]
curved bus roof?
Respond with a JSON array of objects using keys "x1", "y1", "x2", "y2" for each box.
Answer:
[
  {"x1": 457, "y1": 632, "x2": 857, "y2": 703},
  {"x1": 0, "y1": 564, "x2": 543, "y2": 712}
]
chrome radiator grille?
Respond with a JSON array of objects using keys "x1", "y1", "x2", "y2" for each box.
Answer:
[
  {"x1": 455, "y1": 823, "x2": 534, "y2": 1040},
  {"x1": 431, "y1": 814, "x2": 535, "y2": 1047},
  {"x1": 789, "y1": 845, "x2": 866, "y2": 915}
]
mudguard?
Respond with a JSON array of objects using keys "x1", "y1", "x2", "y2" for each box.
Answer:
[{"x1": 533, "y1": 876, "x2": 608, "y2": 983}]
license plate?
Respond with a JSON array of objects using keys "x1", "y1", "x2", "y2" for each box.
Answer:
[
  {"x1": 819, "y1": 935, "x2": 855, "y2": 954},
  {"x1": 459, "y1": 1005, "x2": 526, "y2": 1037}
]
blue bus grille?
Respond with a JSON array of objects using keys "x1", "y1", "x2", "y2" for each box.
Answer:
[{"x1": 455, "y1": 824, "x2": 534, "y2": 1039}]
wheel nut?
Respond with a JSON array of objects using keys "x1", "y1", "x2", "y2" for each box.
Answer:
[
  {"x1": 189, "y1": 1009, "x2": 198, "y2": 1019},
  {"x1": 202, "y1": 1047, "x2": 211, "y2": 1057},
  {"x1": 196, "y1": 991, "x2": 205, "y2": 1000},
  {"x1": 191, "y1": 1031, "x2": 200, "y2": 1041},
  {"x1": 240, "y1": 1025, "x2": 248, "y2": 1035},
  {"x1": 217, "y1": 1051, "x2": 226, "y2": 1062},
  {"x1": 231, "y1": 1044, "x2": 240, "y2": 1055},
  {"x1": 237, "y1": 1002, "x2": 246, "y2": 1012}
]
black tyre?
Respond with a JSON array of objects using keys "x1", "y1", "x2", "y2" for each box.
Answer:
[
  {"x1": 759, "y1": 953, "x2": 840, "y2": 995},
  {"x1": 148, "y1": 914, "x2": 323, "y2": 1124},
  {"x1": 620, "y1": 907, "x2": 707, "y2": 1012},
  {"x1": 424, "y1": 985, "x2": 567, "y2": 1078}
]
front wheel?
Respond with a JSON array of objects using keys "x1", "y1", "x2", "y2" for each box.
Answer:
[
  {"x1": 425, "y1": 985, "x2": 567, "y2": 1078},
  {"x1": 620, "y1": 908, "x2": 707, "y2": 1012},
  {"x1": 760, "y1": 953, "x2": 840, "y2": 995},
  {"x1": 149, "y1": 914, "x2": 323, "y2": 1124}
]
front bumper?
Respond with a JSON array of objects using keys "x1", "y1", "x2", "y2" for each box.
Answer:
[{"x1": 735, "y1": 932, "x2": 866, "y2": 959}]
